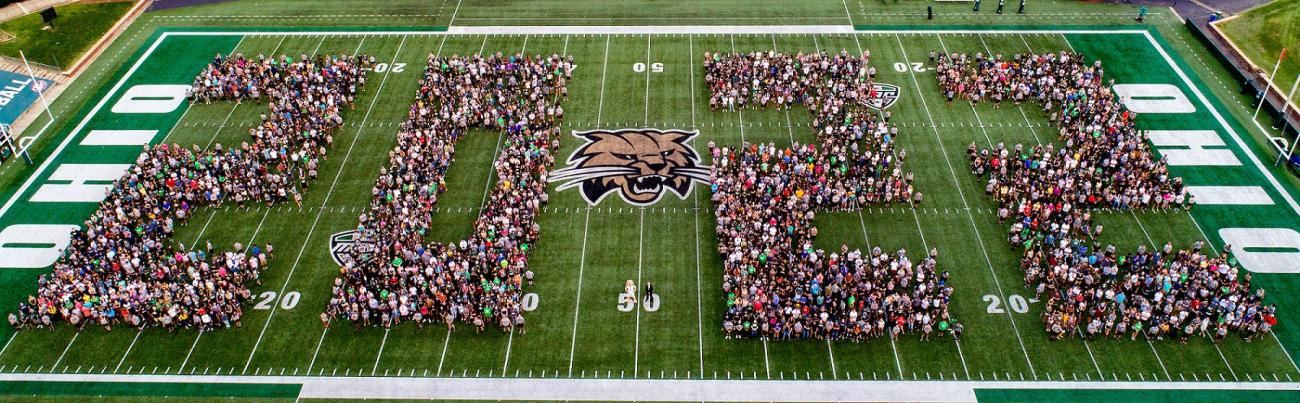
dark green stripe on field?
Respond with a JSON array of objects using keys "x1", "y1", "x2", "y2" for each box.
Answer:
[
  {"x1": 976, "y1": 388, "x2": 1300, "y2": 402},
  {"x1": 0, "y1": 380, "x2": 300, "y2": 398}
]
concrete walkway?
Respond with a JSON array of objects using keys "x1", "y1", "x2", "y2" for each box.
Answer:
[{"x1": 0, "y1": 373, "x2": 1298, "y2": 401}]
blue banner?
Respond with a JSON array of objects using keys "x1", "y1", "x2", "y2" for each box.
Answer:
[{"x1": 0, "y1": 69, "x2": 53, "y2": 126}]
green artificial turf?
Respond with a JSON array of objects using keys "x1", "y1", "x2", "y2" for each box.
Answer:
[
  {"x1": 0, "y1": 1, "x2": 134, "y2": 69},
  {"x1": 0, "y1": 29, "x2": 1294, "y2": 385},
  {"x1": 1219, "y1": 0, "x2": 1300, "y2": 105},
  {"x1": 0, "y1": 1, "x2": 1293, "y2": 401}
]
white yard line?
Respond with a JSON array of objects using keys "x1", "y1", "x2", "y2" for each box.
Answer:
[
  {"x1": 938, "y1": 35, "x2": 992, "y2": 148},
  {"x1": 50, "y1": 332, "x2": 79, "y2": 371},
  {"x1": 772, "y1": 35, "x2": 832, "y2": 376},
  {"x1": 1127, "y1": 211, "x2": 1196, "y2": 381},
  {"x1": 729, "y1": 35, "x2": 746, "y2": 145},
  {"x1": 187, "y1": 210, "x2": 219, "y2": 250},
  {"x1": 436, "y1": 328, "x2": 451, "y2": 376},
  {"x1": 372, "y1": 328, "x2": 390, "y2": 375},
  {"x1": 113, "y1": 331, "x2": 142, "y2": 373},
  {"x1": 496, "y1": 34, "x2": 533, "y2": 376},
  {"x1": 893, "y1": 33, "x2": 1037, "y2": 379},
  {"x1": 907, "y1": 208, "x2": 971, "y2": 379},
  {"x1": 1002, "y1": 32, "x2": 1107, "y2": 378},
  {"x1": 1061, "y1": 33, "x2": 1077, "y2": 52},
  {"x1": 446, "y1": 0, "x2": 463, "y2": 27},
  {"x1": 644, "y1": 34, "x2": 652, "y2": 124},
  {"x1": 688, "y1": 34, "x2": 705, "y2": 379},
  {"x1": 567, "y1": 35, "x2": 610, "y2": 377},
  {"x1": 296, "y1": 35, "x2": 370, "y2": 377},
  {"x1": 634, "y1": 34, "x2": 653, "y2": 378},
  {"x1": 1007, "y1": 34, "x2": 1045, "y2": 146},
  {"x1": 1146, "y1": 340, "x2": 1172, "y2": 381},
  {"x1": 856, "y1": 211, "x2": 904, "y2": 379},
  {"x1": 157, "y1": 103, "x2": 195, "y2": 144},
  {"x1": 761, "y1": 338, "x2": 771, "y2": 379},
  {"x1": 242, "y1": 34, "x2": 410, "y2": 374},
  {"x1": 203, "y1": 95, "x2": 243, "y2": 150},
  {"x1": 0, "y1": 332, "x2": 17, "y2": 363},
  {"x1": 1079, "y1": 329, "x2": 1107, "y2": 380},
  {"x1": 774, "y1": 35, "x2": 797, "y2": 148},
  {"x1": 156, "y1": 35, "x2": 246, "y2": 146},
  {"x1": 501, "y1": 328, "x2": 514, "y2": 376},
  {"x1": 633, "y1": 208, "x2": 645, "y2": 377},
  {"x1": 200, "y1": 35, "x2": 287, "y2": 150},
  {"x1": 826, "y1": 340, "x2": 837, "y2": 380},
  {"x1": 177, "y1": 331, "x2": 201, "y2": 373},
  {"x1": 310, "y1": 36, "x2": 326, "y2": 57},
  {"x1": 851, "y1": 33, "x2": 955, "y2": 380},
  {"x1": 305, "y1": 328, "x2": 329, "y2": 375},
  {"x1": 1215, "y1": 345, "x2": 1240, "y2": 381},
  {"x1": 841, "y1": 0, "x2": 854, "y2": 25},
  {"x1": 108, "y1": 32, "x2": 240, "y2": 255}
]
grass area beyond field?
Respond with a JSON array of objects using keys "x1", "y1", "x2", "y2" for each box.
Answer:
[
  {"x1": 0, "y1": 0, "x2": 133, "y2": 69},
  {"x1": 1218, "y1": 0, "x2": 1299, "y2": 105}
]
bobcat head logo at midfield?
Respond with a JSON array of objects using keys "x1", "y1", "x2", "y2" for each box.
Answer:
[{"x1": 549, "y1": 128, "x2": 711, "y2": 206}]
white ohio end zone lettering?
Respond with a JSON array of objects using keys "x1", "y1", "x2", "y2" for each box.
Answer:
[
  {"x1": 0, "y1": 224, "x2": 78, "y2": 268},
  {"x1": 1123, "y1": 82, "x2": 1299, "y2": 275},
  {"x1": 80, "y1": 129, "x2": 158, "y2": 146},
  {"x1": 1185, "y1": 186, "x2": 1273, "y2": 205},
  {"x1": 110, "y1": 84, "x2": 190, "y2": 114},
  {"x1": 1219, "y1": 228, "x2": 1300, "y2": 274},
  {"x1": 1, "y1": 76, "x2": 196, "y2": 267},
  {"x1": 1147, "y1": 130, "x2": 1241, "y2": 166},
  {"x1": 30, "y1": 164, "x2": 133, "y2": 203},
  {"x1": 1113, "y1": 83, "x2": 1195, "y2": 114}
]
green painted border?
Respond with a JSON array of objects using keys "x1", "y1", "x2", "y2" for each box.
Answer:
[
  {"x1": 157, "y1": 26, "x2": 448, "y2": 33},
  {"x1": 975, "y1": 388, "x2": 1300, "y2": 402},
  {"x1": 854, "y1": 24, "x2": 1144, "y2": 31},
  {"x1": 0, "y1": 380, "x2": 300, "y2": 398}
]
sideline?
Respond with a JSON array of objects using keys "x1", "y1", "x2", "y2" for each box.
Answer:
[{"x1": 0, "y1": 373, "x2": 1297, "y2": 401}]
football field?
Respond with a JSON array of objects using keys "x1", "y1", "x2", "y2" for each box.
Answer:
[{"x1": 0, "y1": 10, "x2": 1299, "y2": 400}]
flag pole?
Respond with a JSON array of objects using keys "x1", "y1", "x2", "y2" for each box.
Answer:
[
  {"x1": 1254, "y1": 47, "x2": 1286, "y2": 120},
  {"x1": 1282, "y1": 72, "x2": 1300, "y2": 166},
  {"x1": 18, "y1": 50, "x2": 55, "y2": 123}
]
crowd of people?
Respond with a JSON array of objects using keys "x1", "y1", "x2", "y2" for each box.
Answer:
[
  {"x1": 11, "y1": 52, "x2": 367, "y2": 331},
  {"x1": 938, "y1": 50, "x2": 1276, "y2": 342},
  {"x1": 705, "y1": 50, "x2": 956, "y2": 341},
  {"x1": 323, "y1": 51, "x2": 572, "y2": 332}
]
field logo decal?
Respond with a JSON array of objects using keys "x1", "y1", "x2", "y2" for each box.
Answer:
[
  {"x1": 549, "y1": 128, "x2": 710, "y2": 206},
  {"x1": 329, "y1": 230, "x2": 377, "y2": 267},
  {"x1": 869, "y1": 83, "x2": 901, "y2": 110}
]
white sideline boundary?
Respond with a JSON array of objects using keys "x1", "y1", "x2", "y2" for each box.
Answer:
[{"x1": 0, "y1": 373, "x2": 1298, "y2": 401}]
